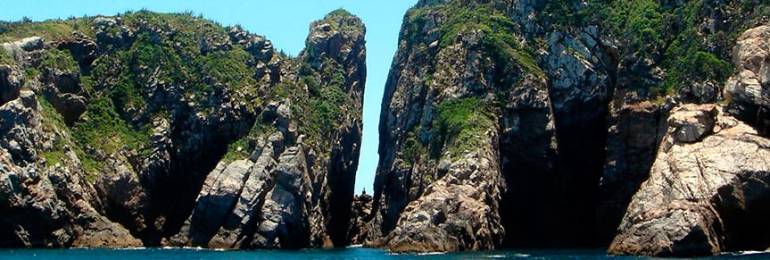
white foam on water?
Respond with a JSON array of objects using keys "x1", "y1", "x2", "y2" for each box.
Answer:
[
  {"x1": 116, "y1": 247, "x2": 147, "y2": 250},
  {"x1": 418, "y1": 252, "x2": 446, "y2": 256},
  {"x1": 725, "y1": 250, "x2": 768, "y2": 256}
]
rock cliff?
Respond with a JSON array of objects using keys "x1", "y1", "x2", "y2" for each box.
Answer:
[
  {"x1": 364, "y1": 0, "x2": 770, "y2": 256},
  {"x1": 5, "y1": 1, "x2": 770, "y2": 257},
  {"x1": 0, "y1": 9, "x2": 365, "y2": 249}
]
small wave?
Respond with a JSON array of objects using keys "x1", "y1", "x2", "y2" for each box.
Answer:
[
  {"x1": 347, "y1": 244, "x2": 363, "y2": 248},
  {"x1": 484, "y1": 253, "x2": 528, "y2": 258},
  {"x1": 417, "y1": 252, "x2": 446, "y2": 256},
  {"x1": 173, "y1": 246, "x2": 206, "y2": 251},
  {"x1": 116, "y1": 247, "x2": 147, "y2": 251},
  {"x1": 722, "y1": 250, "x2": 769, "y2": 256}
]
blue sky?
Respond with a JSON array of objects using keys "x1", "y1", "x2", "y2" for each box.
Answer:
[{"x1": 0, "y1": 0, "x2": 417, "y2": 194}]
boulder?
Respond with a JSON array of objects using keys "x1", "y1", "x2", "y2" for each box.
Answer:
[{"x1": 1, "y1": 37, "x2": 44, "y2": 64}]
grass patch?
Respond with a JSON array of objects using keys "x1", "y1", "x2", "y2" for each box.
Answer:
[
  {"x1": 0, "y1": 49, "x2": 15, "y2": 65},
  {"x1": 38, "y1": 96, "x2": 99, "y2": 179},
  {"x1": 72, "y1": 97, "x2": 151, "y2": 165},
  {"x1": 432, "y1": 97, "x2": 495, "y2": 158},
  {"x1": 41, "y1": 149, "x2": 66, "y2": 166},
  {"x1": 0, "y1": 18, "x2": 94, "y2": 42},
  {"x1": 40, "y1": 48, "x2": 79, "y2": 73},
  {"x1": 222, "y1": 120, "x2": 273, "y2": 162},
  {"x1": 424, "y1": 4, "x2": 545, "y2": 77},
  {"x1": 38, "y1": 97, "x2": 69, "y2": 167},
  {"x1": 402, "y1": 125, "x2": 428, "y2": 167}
]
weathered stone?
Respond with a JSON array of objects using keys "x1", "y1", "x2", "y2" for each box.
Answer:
[
  {"x1": 94, "y1": 155, "x2": 150, "y2": 241},
  {"x1": 668, "y1": 104, "x2": 717, "y2": 143},
  {"x1": 1, "y1": 37, "x2": 44, "y2": 64},
  {"x1": 347, "y1": 193, "x2": 373, "y2": 245},
  {"x1": 598, "y1": 97, "x2": 666, "y2": 244},
  {"x1": 724, "y1": 25, "x2": 770, "y2": 135},
  {"x1": 55, "y1": 35, "x2": 98, "y2": 69},
  {"x1": 609, "y1": 104, "x2": 770, "y2": 256},
  {"x1": 186, "y1": 160, "x2": 252, "y2": 245},
  {"x1": 252, "y1": 146, "x2": 313, "y2": 249},
  {"x1": 0, "y1": 65, "x2": 23, "y2": 106},
  {"x1": 0, "y1": 9, "x2": 365, "y2": 251}
]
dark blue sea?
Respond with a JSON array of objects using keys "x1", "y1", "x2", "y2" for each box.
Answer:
[{"x1": 0, "y1": 247, "x2": 768, "y2": 259}]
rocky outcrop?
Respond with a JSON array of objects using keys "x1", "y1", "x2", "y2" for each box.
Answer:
[
  {"x1": 1, "y1": 37, "x2": 44, "y2": 65},
  {"x1": 369, "y1": 0, "x2": 618, "y2": 250},
  {"x1": 609, "y1": 104, "x2": 770, "y2": 256},
  {"x1": 370, "y1": 2, "x2": 540, "y2": 251},
  {"x1": 385, "y1": 137, "x2": 505, "y2": 252},
  {"x1": 597, "y1": 97, "x2": 667, "y2": 244},
  {"x1": 252, "y1": 146, "x2": 314, "y2": 248},
  {"x1": 55, "y1": 35, "x2": 98, "y2": 70},
  {"x1": 0, "y1": 65, "x2": 23, "y2": 106},
  {"x1": 368, "y1": 0, "x2": 770, "y2": 255},
  {"x1": 0, "y1": 90, "x2": 141, "y2": 248},
  {"x1": 724, "y1": 25, "x2": 770, "y2": 136},
  {"x1": 347, "y1": 193, "x2": 372, "y2": 245},
  {"x1": 158, "y1": 10, "x2": 366, "y2": 249},
  {"x1": 0, "y1": 9, "x2": 364, "y2": 249}
]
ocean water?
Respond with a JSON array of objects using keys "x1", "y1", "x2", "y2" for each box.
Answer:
[{"x1": 0, "y1": 247, "x2": 768, "y2": 259}]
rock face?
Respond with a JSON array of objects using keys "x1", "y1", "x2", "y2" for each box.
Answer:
[
  {"x1": 725, "y1": 25, "x2": 770, "y2": 135},
  {"x1": 368, "y1": 0, "x2": 770, "y2": 256},
  {"x1": 370, "y1": 3, "x2": 516, "y2": 250},
  {"x1": 0, "y1": 9, "x2": 364, "y2": 249},
  {"x1": 167, "y1": 10, "x2": 366, "y2": 249},
  {"x1": 0, "y1": 89, "x2": 141, "y2": 248},
  {"x1": 369, "y1": 0, "x2": 609, "y2": 251},
  {"x1": 609, "y1": 104, "x2": 770, "y2": 256},
  {"x1": 0, "y1": 65, "x2": 23, "y2": 106},
  {"x1": 5, "y1": 1, "x2": 770, "y2": 256},
  {"x1": 347, "y1": 193, "x2": 373, "y2": 245},
  {"x1": 597, "y1": 98, "x2": 667, "y2": 243}
]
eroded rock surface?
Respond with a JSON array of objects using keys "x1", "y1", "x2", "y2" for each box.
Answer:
[
  {"x1": 162, "y1": 10, "x2": 366, "y2": 249},
  {"x1": 0, "y1": 10, "x2": 364, "y2": 249},
  {"x1": 610, "y1": 104, "x2": 770, "y2": 256},
  {"x1": 725, "y1": 25, "x2": 770, "y2": 135}
]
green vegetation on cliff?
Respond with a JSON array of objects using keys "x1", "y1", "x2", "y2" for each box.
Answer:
[
  {"x1": 1, "y1": 11, "x2": 276, "y2": 181},
  {"x1": 0, "y1": 17, "x2": 94, "y2": 42},
  {"x1": 580, "y1": 0, "x2": 768, "y2": 94},
  {"x1": 40, "y1": 48, "x2": 79, "y2": 72},
  {"x1": 413, "y1": 0, "x2": 769, "y2": 96},
  {"x1": 409, "y1": 3, "x2": 544, "y2": 77},
  {"x1": 0, "y1": 49, "x2": 14, "y2": 65},
  {"x1": 433, "y1": 97, "x2": 495, "y2": 158}
]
